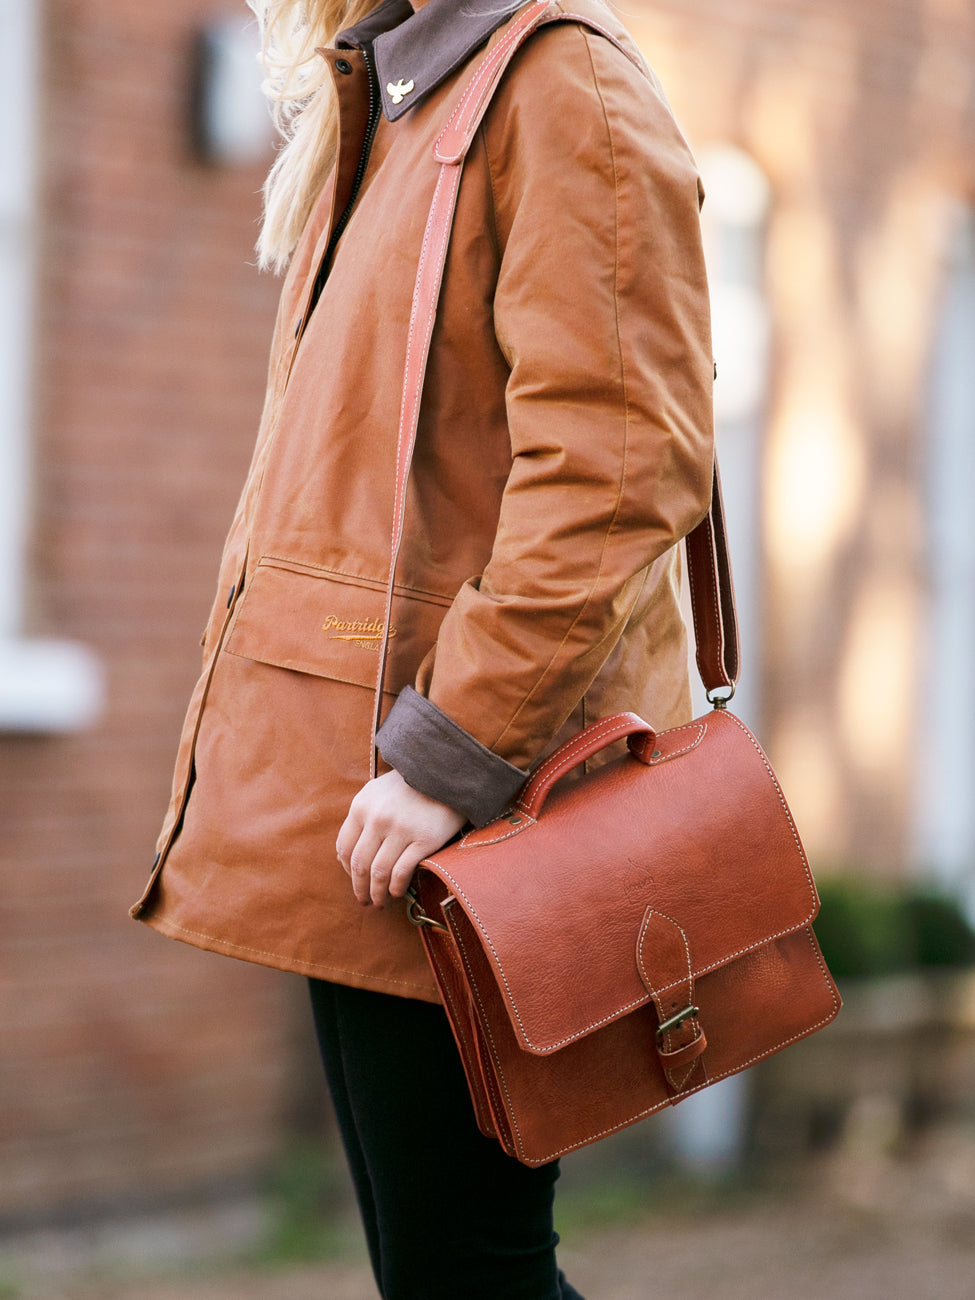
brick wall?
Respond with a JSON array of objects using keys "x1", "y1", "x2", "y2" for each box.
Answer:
[
  {"x1": 0, "y1": 0, "x2": 303, "y2": 1224},
  {"x1": 3, "y1": 0, "x2": 975, "y2": 1226}
]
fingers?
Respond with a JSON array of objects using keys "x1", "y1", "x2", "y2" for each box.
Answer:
[
  {"x1": 343, "y1": 826, "x2": 422, "y2": 908},
  {"x1": 364, "y1": 837, "x2": 420, "y2": 908},
  {"x1": 349, "y1": 828, "x2": 387, "y2": 907},
  {"x1": 387, "y1": 847, "x2": 423, "y2": 901},
  {"x1": 335, "y1": 816, "x2": 359, "y2": 878},
  {"x1": 335, "y1": 771, "x2": 466, "y2": 910},
  {"x1": 335, "y1": 798, "x2": 419, "y2": 908}
]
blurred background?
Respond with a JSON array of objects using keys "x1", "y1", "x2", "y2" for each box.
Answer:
[{"x1": 2, "y1": 0, "x2": 975, "y2": 1295}]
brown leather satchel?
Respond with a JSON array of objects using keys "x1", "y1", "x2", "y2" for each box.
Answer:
[
  {"x1": 405, "y1": 462, "x2": 841, "y2": 1164},
  {"x1": 407, "y1": 699, "x2": 841, "y2": 1164},
  {"x1": 408, "y1": 480, "x2": 842, "y2": 1170},
  {"x1": 376, "y1": 1, "x2": 842, "y2": 1166}
]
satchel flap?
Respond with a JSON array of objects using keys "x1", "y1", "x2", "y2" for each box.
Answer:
[
  {"x1": 419, "y1": 709, "x2": 819, "y2": 1055},
  {"x1": 223, "y1": 557, "x2": 451, "y2": 695}
]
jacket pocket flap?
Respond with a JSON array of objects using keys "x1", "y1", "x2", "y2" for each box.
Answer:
[{"x1": 223, "y1": 558, "x2": 452, "y2": 694}]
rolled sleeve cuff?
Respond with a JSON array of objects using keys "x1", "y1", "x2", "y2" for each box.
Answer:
[{"x1": 376, "y1": 686, "x2": 528, "y2": 827}]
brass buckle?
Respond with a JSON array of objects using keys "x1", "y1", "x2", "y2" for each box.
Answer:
[
  {"x1": 655, "y1": 1005, "x2": 700, "y2": 1041},
  {"x1": 405, "y1": 886, "x2": 448, "y2": 933}
]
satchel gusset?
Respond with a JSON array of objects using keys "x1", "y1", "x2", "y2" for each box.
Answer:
[{"x1": 432, "y1": 893, "x2": 505, "y2": 1140}]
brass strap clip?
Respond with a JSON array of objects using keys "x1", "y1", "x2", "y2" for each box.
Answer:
[{"x1": 406, "y1": 886, "x2": 448, "y2": 933}]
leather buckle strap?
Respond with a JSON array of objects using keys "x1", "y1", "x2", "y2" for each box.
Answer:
[
  {"x1": 686, "y1": 460, "x2": 740, "y2": 698},
  {"x1": 656, "y1": 1026, "x2": 708, "y2": 1077},
  {"x1": 638, "y1": 908, "x2": 708, "y2": 1093}
]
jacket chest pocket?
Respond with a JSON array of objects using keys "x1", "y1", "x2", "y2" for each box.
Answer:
[{"x1": 223, "y1": 557, "x2": 453, "y2": 695}]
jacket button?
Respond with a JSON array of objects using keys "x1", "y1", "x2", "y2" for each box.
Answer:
[{"x1": 335, "y1": 58, "x2": 353, "y2": 74}]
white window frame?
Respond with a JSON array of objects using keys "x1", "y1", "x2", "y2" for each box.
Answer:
[
  {"x1": 914, "y1": 205, "x2": 975, "y2": 904},
  {"x1": 0, "y1": 0, "x2": 102, "y2": 731},
  {"x1": 691, "y1": 144, "x2": 772, "y2": 730}
]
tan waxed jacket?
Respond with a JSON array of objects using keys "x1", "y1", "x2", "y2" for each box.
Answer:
[{"x1": 131, "y1": 0, "x2": 714, "y2": 1002}]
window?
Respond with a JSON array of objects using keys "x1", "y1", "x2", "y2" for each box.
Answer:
[
  {"x1": 695, "y1": 145, "x2": 771, "y2": 728},
  {"x1": 665, "y1": 146, "x2": 771, "y2": 1173},
  {"x1": 915, "y1": 206, "x2": 975, "y2": 903},
  {"x1": 0, "y1": 0, "x2": 102, "y2": 731}
]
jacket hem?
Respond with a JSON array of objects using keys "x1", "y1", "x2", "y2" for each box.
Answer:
[{"x1": 136, "y1": 911, "x2": 442, "y2": 1003}]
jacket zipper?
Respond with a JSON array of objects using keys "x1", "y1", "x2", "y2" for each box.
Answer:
[{"x1": 311, "y1": 45, "x2": 382, "y2": 309}]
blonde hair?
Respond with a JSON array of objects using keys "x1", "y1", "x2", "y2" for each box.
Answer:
[{"x1": 248, "y1": 0, "x2": 384, "y2": 272}]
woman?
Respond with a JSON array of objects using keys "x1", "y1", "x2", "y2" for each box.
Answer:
[{"x1": 132, "y1": 0, "x2": 713, "y2": 1294}]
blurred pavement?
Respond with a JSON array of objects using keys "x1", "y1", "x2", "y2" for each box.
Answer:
[{"x1": 4, "y1": 1131, "x2": 975, "y2": 1300}]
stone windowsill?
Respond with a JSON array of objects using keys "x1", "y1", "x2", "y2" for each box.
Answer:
[{"x1": 0, "y1": 637, "x2": 104, "y2": 733}]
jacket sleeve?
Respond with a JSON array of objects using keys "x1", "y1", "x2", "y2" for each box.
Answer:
[{"x1": 377, "y1": 22, "x2": 714, "y2": 824}]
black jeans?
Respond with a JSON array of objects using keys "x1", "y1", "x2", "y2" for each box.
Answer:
[{"x1": 308, "y1": 979, "x2": 585, "y2": 1300}]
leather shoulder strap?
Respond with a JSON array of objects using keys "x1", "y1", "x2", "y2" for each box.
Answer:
[
  {"x1": 434, "y1": 5, "x2": 641, "y2": 164},
  {"x1": 371, "y1": 0, "x2": 739, "y2": 771}
]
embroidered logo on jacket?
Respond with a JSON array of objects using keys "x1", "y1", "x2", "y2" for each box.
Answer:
[
  {"x1": 323, "y1": 614, "x2": 397, "y2": 653},
  {"x1": 387, "y1": 78, "x2": 415, "y2": 105}
]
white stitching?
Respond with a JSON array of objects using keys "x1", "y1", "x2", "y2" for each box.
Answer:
[
  {"x1": 429, "y1": 712, "x2": 822, "y2": 1041},
  {"x1": 476, "y1": 958, "x2": 839, "y2": 1166},
  {"x1": 259, "y1": 555, "x2": 454, "y2": 604},
  {"x1": 636, "y1": 907, "x2": 701, "y2": 1084},
  {"x1": 636, "y1": 908, "x2": 693, "y2": 1001},
  {"x1": 684, "y1": 533, "x2": 703, "y2": 674},
  {"x1": 516, "y1": 714, "x2": 648, "y2": 813},
  {"x1": 668, "y1": 1059, "x2": 701, "y2": 1093},
  {"x1": 723, "y1": 711, "x2": 817, "y2": 902},
  {"x1": 428, "y1": 934, "x2": 838, "y2": 1168},
  {"x1": 429, "y1": 923, "x2": 508, "y2": 1129},
  {"x1": 649, "y1": 721, "x2": 706, "y2": 764},
  {"x1": 149, "y1": 917, "x2": 434, "y2": 991},
  {"x1": 705, "y1": 515, "x2": 725, "y2": 675},
  {"x1": 452, "y1": 916, "x2": 526, "y2": 1157},
  {"x1": 430, "y1": 856, "x2": 649, "y2": 1051},
  {"x1": 439, "y1": 898, "x2": 511, "y2": 1125},
  {"x1": 436, "y1": 3, "x2": 551, "y2": 154},
  {"x1": 550, "y1": 12, "x2": 644, "y2": 71},
  {"x1": 686, "y1": 516, "x2": 726, "y2": 690},
  {"x1": 457, "y1": 816, "x2": 537, "y2": 849},
  {"x1": 372, "y1": 161, "x2": 461, "y2": 763}
]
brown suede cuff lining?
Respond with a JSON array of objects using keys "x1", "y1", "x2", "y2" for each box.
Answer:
[{"x1": 376, "y1": 686, "x2": 528, "y2": 827}]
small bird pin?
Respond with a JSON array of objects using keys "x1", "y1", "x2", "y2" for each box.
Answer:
[{"x1": 387, "y1": 78, "x2": 415, "y2": 105}]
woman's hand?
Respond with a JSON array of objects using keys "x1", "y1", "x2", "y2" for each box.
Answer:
[{"x1": 336, "y1": 770, "x2": 466, "y2": 908}]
